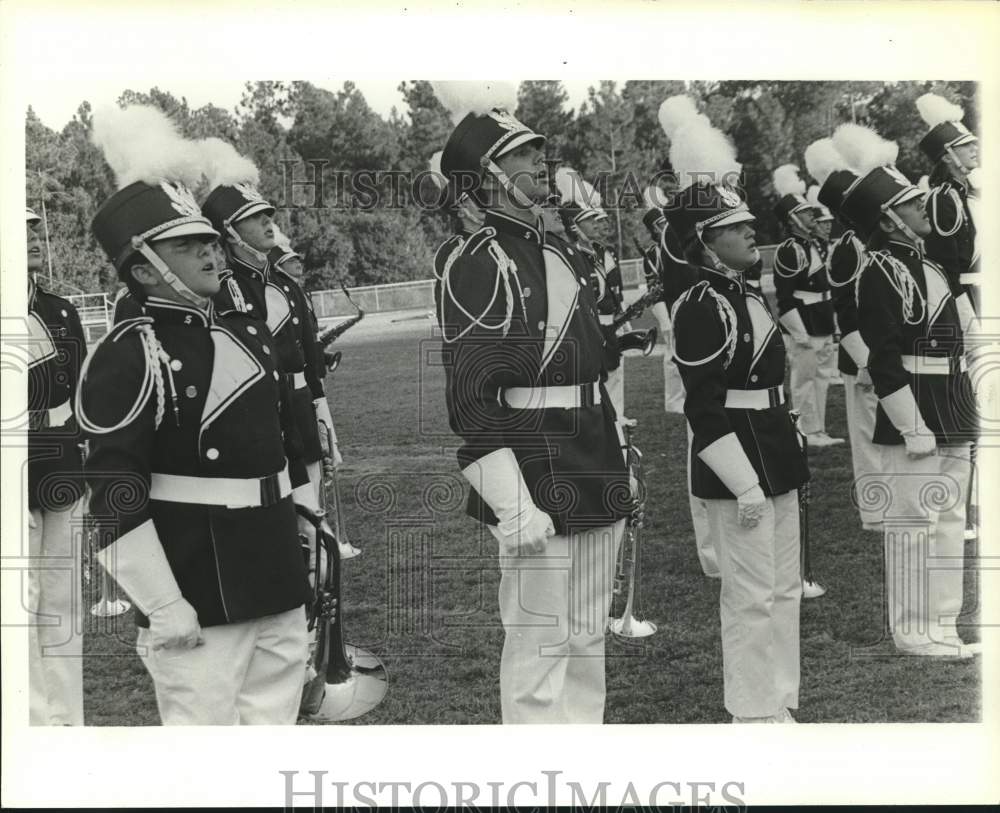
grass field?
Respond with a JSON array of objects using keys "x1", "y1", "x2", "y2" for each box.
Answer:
[{"x1": 81, "y1": 317, "x2": 982, "y2": 725}]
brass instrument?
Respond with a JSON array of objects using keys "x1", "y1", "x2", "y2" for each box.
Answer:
[
  {"x1": 791, "y1": 410, "x2": 826, "y2": 599},
  {"x1": 297, "y1": 419, "x2": 387, "y2": 722},
  {"x1": 609, "y1": 420, "x2": 657, "y2": 638},
  {"x1": 317, "y1": 284, "x2": 365, "y2": 362},
  {"x1": 612, "y1": 281, "x2": 664, "y2": 330},
  {"x1": 617, "y1": 326, "x2": 659, "y2": 357}
]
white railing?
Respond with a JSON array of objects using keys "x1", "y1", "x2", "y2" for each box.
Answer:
[{"x1": 65, "y1": 292, "x2": 113, "y2": 343}]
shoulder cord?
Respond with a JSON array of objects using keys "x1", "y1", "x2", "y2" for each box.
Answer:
[
  {"x1": 440, "y1": 240, "x2": 521, "y2": 345},
  {"x1": 772, "y1": 240, "x2": 807, "y2": 279},
  {"x1": 866, "y1": 252, "x2": 927, "y2": 326},
  {"x1": 437, "y1": 238, "x2": 466, "y2": 330},
  {"x1": 929, "y1": 186, "x2": 964, "y2": 237},
  {"x1": 827, "y1": 232, "x2": 865, "y2": 288},
  {"x1": 75, "y1": 324, "x2": 180, "y2": 435},
  {"x1": 670, "y1": 283, "x2": 739, "y2": 368}
]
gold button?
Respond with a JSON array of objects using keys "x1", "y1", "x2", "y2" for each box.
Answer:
[
  {"x1": 751, "y1": 374, "x2": 758, "y2": 383},
  {"x1": 537, "y1": 320, "x2": 546, "y2": 330},
  {"x1": 293, "y1": 317, "x2": 300, "y2": 325},
  {"x1": 246, "y1": 303, "x2": 254, "y2": 311},
  {"x1": 930, "y1": 339, "x2": 938, "y2": 348},
  {"x1": 61, "y1": 309, "x2": 68, "y2": 317},
  {"x1": 170, "y1": 359, "x2": 183, "y2": 372},
  {"x1": 247, "y1": 325, "x2": 257, "y2": 336},
  {"x1": 743, "y1": 333, "x2": 751, "y2": 343},
  {"x1": 185, "y1": 385, "x2": 197, "y2": 398},
  {"x1": 273, "y1": 371, "x2": 279, "y2": 380},
  {"x1": 567, "y1": 248, "x2": 574, "y2": 255},
  {"x1": 206, "y1": 448, "x2": 220, "y2": 460},
  {"x1": 523, "y1": 287, "x2": 531, "y2": 298},
  {"x1": 262, "y1": 346, "x2": 271, "y2": 355},
  {"x1": 284, "y1": 286, "x2": 290, "y2": 292}
]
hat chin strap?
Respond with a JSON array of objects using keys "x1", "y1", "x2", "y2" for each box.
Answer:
[
  {"x1": 482, "y1": 158, "x2": 543, "y2": 221},
  {"x1": 134, "y1": 240, "x2": 210, "y2": 311},
  {"x1": 945, "y1": 145, "x2": 972, "y2": 179},
  {"x1": 226, "y1": 222, "x2": 269, "y2": 267},
  {"x1": 884, "y1": 207, "x2": 924, "y2": 254}
]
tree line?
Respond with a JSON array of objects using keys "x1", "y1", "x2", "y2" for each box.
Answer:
[{"x1": 25, "y1": 79, "x2": 977, "y2": 297}]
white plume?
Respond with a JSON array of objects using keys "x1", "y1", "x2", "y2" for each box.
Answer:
[
  {"x1": 643, "y1": 185, "x2": 669, "y2": 209},
  {"x1": 806, "y1": 185, "x2": 822, "y2": 207},
  {"x1": 772, "y1": 164, "x2": 806, "y2": 197},
  {"x1": 832, "y1": 123, "x2": 899, "y2": 174},
  {"x1": 669, "y1": 118, "x2": 741, "y2": 191},
  {"x1": 804, "y1": 138, "x2": 848, "y2": 187},
  {"x1": 431, "y1": 81, "x2": 519, "y2": 123},
  {"x1": 195, "y1": 137, "x2": 261, "y2": 193},
  {"x1": 917, "y1": 175, "x2": 930, "y2": 194},
  {"x1": 916, "y1": 92, "x2": 964, "y2": 128},
  {"x1": 658, "y1": 95, "x2": 706, "y2": 140},
  {"x1": 427, "y1": 150, "x2": 446, "y2": 189},
  {"x1": 91, "y1": 104, "x2": 201, "y2": 189},
  {"x1": 554, "y1": 166, "x2": 583, "y2": 205},
  {"x1": 271, "y1": 222, "x2": 292, "y2": 252}
]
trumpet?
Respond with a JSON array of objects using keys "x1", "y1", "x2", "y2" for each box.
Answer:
[
  {"x1": 609, "y1": 420, "x2": 657, "y2": 638},
  {"x1": 617, "y1": 326, "x2": 659, "y2": 357},
  {"x1": 317, "y1": 283, "x2": 365, "y2": 356}
]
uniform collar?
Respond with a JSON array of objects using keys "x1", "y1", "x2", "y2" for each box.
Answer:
[
  {"x1": 144, "y1": 296, "x2": 213, "y2": 327},
  {"x1": 229, "y1": 252, "x2": 270, "y2": 282},
  {"x1": 28, "y1": 277, "x2": 37, "y2": 310},
  {"x1": 887, "y1": 239, "x2": 922, "y2": 261},
  {"x1": 700, "y1": 264, "x2": 745, "y2": 293},
  {"x1": 484, "y1": 210, "x2": 545, "y2": 245}
]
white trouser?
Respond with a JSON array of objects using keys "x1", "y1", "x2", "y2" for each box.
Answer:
[
  {"x1": 137, "y1": 605, "x2": 308, "y2": 725},
  {"x1": 606, "y1": 365, "x2": 625, "y2": 421},
  {"x1": 788, "y1": 334, "x2": 836, "y2": 435},
  {"x1": 28, "y1": 500, "x2": 85, "y2": 726},
  {"x1": 686, "y1": 423, "x2": 719, "y2": 577},
  {"x1": 707, "y1": 491, "x2": 801, "y2": 718},
  {"x1": 491, "y1": 519, "x2": 625, "y2": 724},
  {"x1": 842, "y1": 372, "x2": 883, "y2": 528},
  {"x1": 662, "y1": 332, "x2": 686, "y2": 415},
  {"x1": 880, "y1": 444, "x2": 971, "y2": 652}
]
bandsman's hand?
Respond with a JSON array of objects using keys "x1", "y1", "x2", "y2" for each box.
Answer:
[
  {"x1": 736, "y1": 484, "x2": 766, "y2": 529},
  {"x1": 904, "y1": 432, "x2": 937, "y2": 460},
  {"x1": 499, "y1": 510, "x2": 556, "y2": 557},
  {"x1": 793, "y1": 333, "x2": 812, "y2": 349},
  {"x1": 148, "y1": 598, "x2": 203, "y2": 650}
]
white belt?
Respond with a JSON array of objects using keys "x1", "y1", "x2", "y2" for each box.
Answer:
[
  {"x1": 959, "y1": 272, "x2": 980, "y2": 285},
  {"x1": 598, "y1": 313, "x2": 616, "y2": 325},
  {"x1": 502, "y1": 382, "x2": 602, "y2": 410},
  {"x1": 291, "y1": 371, "x2": 307, "y2": 389},
  {"x1": 724, "y1": 387, "x2": 785, "y2": 410},
  {"x1": 150, "y1": 464, "x2": 291, "y2": 508},
  {"x1": 793, "y1": 290, "x2": 831, "y2": 305},
  {"x1": 900, "y1": 354, "x2": 967, "y2": 376},
  {"x1": 48, "y1": 399, "x2": 73, "y2": 427}
]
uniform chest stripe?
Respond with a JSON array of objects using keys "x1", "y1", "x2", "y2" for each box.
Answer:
[
  {"x1": 539, "y1": 245, "x2": 581, "y2": 374},
  {"x1": 199, "y1": 327, "x2": 265, "y2": 441},
  {"x1": 264, "y1": 283, "x2": 292, "y2": 333},
  {"x1": 745, "y1": 295, "x2": 776, "y2": 371},
  {"x1": 26, "y1": 312, "x2": 58, "y2": 369}
]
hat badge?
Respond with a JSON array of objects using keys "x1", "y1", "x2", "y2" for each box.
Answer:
[
  {"x1": 234, "y1": 181, "x2": 267, "y2": 204},
  {"x1": 884, "y1": 166, "x2": 911, "y2": 188},
  {"x1": 161, "y1": 181, "x2": 202, "y2": 217},
  {"x1": 717, "y1": 185, "x2": 742, "y2": 208},
  {"x1": 488, "y1": 109, "x2": 524, "y2": 133}
]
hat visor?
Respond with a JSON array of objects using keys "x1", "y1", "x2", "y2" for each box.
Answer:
[
  {"x1": 816, "y1": 212, "x2": 834, "y2": 222},
  {"x1": 575, "y1": 209, "x2": 603, "y2": 224},
  {"x1": 493, "y1": 131, "x2": 546, "y2": 160},
  {"x1": 704, "y1": 209, "x2": 756, "y2": 231},
  {"x1": 151, "y1": 221, "x2": 221, "y2": 242},
  {"x1": 948, "y1": 132, "x2": 978, "y2": 149},
  {"x1": 26, "y1": 214, "x2": 41, "y2": 225},
  {"x1": 231, "y1": 201, "x2": 276, "y2": 224},
  {"x1": 887, "y1": 186, "x2": 924, "y2": 210}
]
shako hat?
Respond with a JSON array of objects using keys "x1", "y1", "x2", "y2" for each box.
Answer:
[{"x1": 916, "y1": 93, "x2": 977, "y2": 163}]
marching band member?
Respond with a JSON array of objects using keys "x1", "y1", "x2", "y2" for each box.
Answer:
[
  {"x1": 808, "y1": 133, "x2": 881, "y2": 532},
  {"x1": 26, "y1": 206, "x2": 87, "y2": 725},
  {"x1": 668, "y1": 109, "x2": 808, "y2": 721},
  {"x1": 917, "y1": 93, "x2": 980, "y2": 321},
  {"x1": 433, "y1": 82, "x2": 629, "y2": 723},
  {"x1": 839, "y1": 124, "x2": 980, "y2": 658},
  {"x1": 79, "y1": 106, "x2": 313, "y2": 723},
  {"x1": 772, "y1": 164, "x2": 844, "y2": 448},
  {"x1": 201, "y1": 146, "x2": 327, "y2": 511}
]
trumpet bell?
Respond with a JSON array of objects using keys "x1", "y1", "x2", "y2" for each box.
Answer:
[
  {"x1": 618, "y1": 327, "x2": 659, "y2": 357},
  {"x1": 90, "y1": 597, "x2": 131, "y2": 617},
  {"x1": 300, "y1": 645, "x2": 388, "y2": 723},
  {"x1": 609, "y1": 615, "x2": 657, "y2": 638},
  {"x1": 339, "y1": 540, "x2": 362, "y2": 559},
  {"x1": 802, "y1": 579, "x2": 827, "y2": 599}
]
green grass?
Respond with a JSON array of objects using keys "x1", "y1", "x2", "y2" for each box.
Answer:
[{"x1": 82, "y1": 322, "x2": 981, "y2": 725}]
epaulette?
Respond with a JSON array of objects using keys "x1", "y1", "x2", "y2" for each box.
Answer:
[
  {"x1": 926, "y1": 184, "x2": 964, "y2": 237},
  {"x1": 458, "y1": 226, "x2": 497, "y2": 258},
  {"x1": 864, "y1": 250, "x2": 926, "y2": 326},
  {"x1": 105, "y1": 315, "x2": 154, "y2": 343},
  {"x1": 772, "y1": 237, "x2": 809, "y2": 278},
  {"x1": 224, "y1": 274, "x2": 250, "y2": 313},
  {"x1": 433, "y1": 234, "x2": 466, "y2": 282},
  {"x1": 670, "y1": 281, "x2": 738, "y2": 369}
]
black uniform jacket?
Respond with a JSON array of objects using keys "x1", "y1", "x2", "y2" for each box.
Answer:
[
  {"x1": 857, "y1": 240, "x2": 977, "y2": 446},
  {"x1": 773, "y1": 235, "x2": 836, "y2": 336},
  {"x1": 434, "y1": 232, "x2": 468, "y2": 330},
  {"x1": 113, "y1": 288, "x2": 144, "y2": 324},
  {"x1": 439, "y1": 211, "x2": 630, "y2": 535},
  {"x1": 27, "y1": 283, "x2": 87, "y2": 511},
  {"x1": 214, "y1": 256, "x2": 322, "y2": 463},
  {"x1": 673, "y1": 267, "x2": 809, "y2": 500},
  {"x1": 827, "y1": 231, "x2": 868, "y2": 376},
  {"x1": 658, "y1": 223, "x2": 700, "y2": 311},
  {"x1": 923, "y1": 176, "x2": 979, "y2": 302},
  {"x1": 80, "y1": 298, "x2": 310, "y2": 628}
]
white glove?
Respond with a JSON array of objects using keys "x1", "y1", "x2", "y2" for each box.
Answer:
[
  {"x1": 314, "y1": 397, "x2": 343, "y2": 466},
  {"x1": 856, "y1": 367, "x2": 873, "y2": 390},
  {"x1": 494, "y1": 507, "x2": 556, "y2": 557},
  {"x1": 147, "y1": 597, "x2": 203, "y2": 650},
  {"x1": 779, "y1": 309, "x2": 812, "y2": 348},
  {"x1": 736, "y1": 484, "x2": 766, "y2": 529},
  {"x1": 904, "y1": 433, "x2": 937, "y2": 459}
]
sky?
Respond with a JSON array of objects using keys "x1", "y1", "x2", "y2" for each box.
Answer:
[{"x1": 27, "y1": 79, "x2": 605, "y2": 130}]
